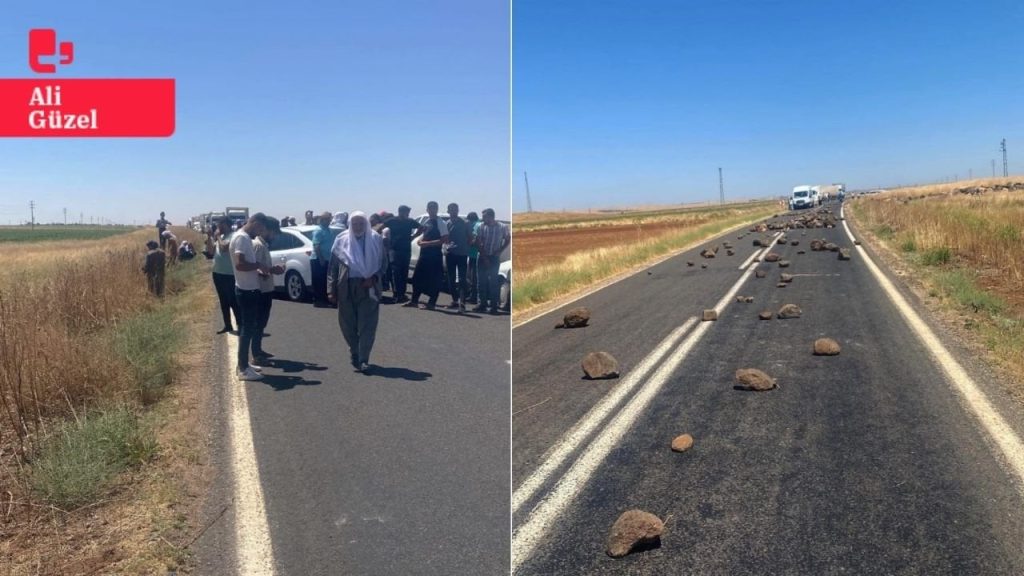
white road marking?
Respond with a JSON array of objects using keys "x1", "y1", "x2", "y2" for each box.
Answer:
[
  {"x1": 225, "y1": 322, "x2": 276, "y2": 575},
  {"x1": 512, "y1": 316, "x2": 698, "y2": 515},
  {"x1": 511, "y1": 233, "x2": 781, "y2": 572},
  {"x1": 738, "y1": 247, "x2": 763, "y2": 270},
  {"x1": 841, "y1": 205, "x2": 1024, "y2": 492}
]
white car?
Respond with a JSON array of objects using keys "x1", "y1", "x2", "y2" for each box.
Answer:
[{"x1": 269, "y1": 225, "x2": 345, "y2": 301}]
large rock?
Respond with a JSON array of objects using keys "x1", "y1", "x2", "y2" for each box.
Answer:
[
  {"x1": 735, "y1": 368, "x2": 776, "y2": 391},
  {"x1": 555, "y1": 307, "x2": 590, "y2": 329},
  {"x1": 701, "y1": 248, "x2": 716, "y2": 259},
  {"x1": 777, "y1": 304, "x2": 802, "y2": 319},
  {"x1": 581, "y1": 352, "x2": 619, "y2": 379},
  {"x1": 702, "y1": 309, "x2": 718, "y2": 321},
  {"x1": 825, "y1": 242, "x2": 839, "y2": 252},
  {"x1": 606, "y1": 510, "x2": 665, "y2": 558},
  {"x1": 671, "y1": 434, "x2": 694, "y2": 452},
  {"x1": 764, "y1": 253, "x2": 781, "y2": 263},
  {"x1": 813, "y1": 338, "x2": 841, "y2": 356},
  {"x1": 838, "y1": 248, "x2": 851, "y2": 261},
  {"x1": 810, "y1": 239, "x2": 825, "y2": 251}
]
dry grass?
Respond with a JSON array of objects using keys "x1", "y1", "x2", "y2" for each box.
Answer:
[
  {"x1": 850, "y1": 177, "x2": 1024, "y2": 375},
  {"x1": 513, "y1": 200, "x2": 779, "y2": 232},
  {"x1": 0, "y1": 225, "x2": 211, "y2": 574}
]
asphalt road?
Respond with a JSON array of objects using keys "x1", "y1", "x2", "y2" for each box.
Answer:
[
  {"x1": 512, "y1": 205, "x2": 1024, "y2": 574},
  {"x1": 197, "y1": 296, "x2": 510, "y2": 575}
]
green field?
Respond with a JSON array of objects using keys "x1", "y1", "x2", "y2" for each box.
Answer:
[{"x1": 0, "y1": 225, "x2": 139, "y2": 243}]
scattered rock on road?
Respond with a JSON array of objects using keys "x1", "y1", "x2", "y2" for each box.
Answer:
[
  {"x1": 813, "y1": 338, "x2": 841, "y2": 356},
  {"x1": 755, "y1": 270, "x2": 767, "y2": 279},
  {"x1": 671, "y1": 434, "x2": 694, "y2": 452},
  {"x1": 838, "y1": 248, "x2": 851, "y2": 261},
  {"x1": 726, "y1": 249, "x2": 735, "y2": 256},
  {"x1": 758, "y1": 310, "x2": 773, "y2": 320},
  {"x1": 764, "y1": 253, "x2": 781, "y2": 263},
  {"x1": 777, "y1": 304, "x2": 802, "y2": 319},
  {"x1": 780, "y1": 273, "x2": 793, "y2": 283},
  {"x1": 776, "y1": 282, "x2": 787, "y2": 288},
  {"x1": 556, "y1": 307, "x2": 591, "y2": 329},
  {"x1": 735, "y1": 368, "x2": 776, "y2": 391},
  {"x1": 701, "y1": 248, "x2": 716, "y2": 259},
  {"x1": 778, "y1": 260, "x2": 790, "y2": 268},
  {"x1": 702, "y1": 309, "x2": 718, "y2": 321},
  {"x1": 606, "y1": 510, "x2": 665, "y2": 558},
  {"x1": 582, "y1": 351, "x2": 620, "y2": 379},
  {"x1": 687, "y1": 261, "x2": 694, "y2": 267}
]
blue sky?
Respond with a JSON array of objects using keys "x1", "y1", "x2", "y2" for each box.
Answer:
[
  {"x1": 513, "y1": 0, "x2": 1024, "y2": 212},
  {"x1": 0, "y1": 0, "x2": 509, "y2": 225}
]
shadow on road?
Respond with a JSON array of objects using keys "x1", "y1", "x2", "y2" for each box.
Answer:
[
  {"x1": 265, "y1": 358, "x2": 328, "y2": 374},
  {"x1": 367, "y1": 366, "x2": 433, "y2": 381},
  {"x1": 256, "y1": 374, "x2": 323, "y2": 391}
]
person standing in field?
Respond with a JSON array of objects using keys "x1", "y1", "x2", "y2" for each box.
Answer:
[
  {"x1": 212, "y1": 217, "x2": 238, "y2": 334},
  {"x1": 444, "y1": 203, "x2": 471, "y2": 314},
  {"x1": 252, "y1": 217, "x2": 285, "y2": 364},
  {"x1": 327, "y1": 212, "x2": 387, "y2": 373},
  {"x1": 142, "y1": 240, "x2": 166, "y2": 297},
  {"x1": 311, "y1": 211, "x2": 337, "y2": 308},
  {"x1": 162, "y1": 231, "x2": 179, "y2": 265},
  {"x1": 465, "y1": 211, "x2": 481, "y2": 305},
  {"x1": 404, "y1": 201, "x2": 448, "y2": 311},
  {"x1": 230, "y1": 213, "x2": 272, "y2": 381},
  {"x1": 382, "y1": 205, "x2": 421, "y2": 304},
  {"x1": 157, "y1": 212, "x2": 172, "y2": 249},
  {"x1": 473, "y1": 208, "x2": 510, "y2": 315}
]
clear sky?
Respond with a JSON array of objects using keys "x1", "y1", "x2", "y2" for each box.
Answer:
[
  {"x1": 513, "y1": 0, "x2": 1024, "y2": 212},
  {"x1": 0, "y1": 0, "x2": 509, "y2": 226}
]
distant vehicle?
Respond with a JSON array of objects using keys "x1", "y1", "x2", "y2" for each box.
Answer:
[
  {"x1": 226, "y1": 207, "x2": 250, "y2": 230},
  {"x1": 789, "y1": 185, "x2": 814, "y2": 210},
  {"x1": 810, "y1": 185, "x2": 822, "y2": 206}
]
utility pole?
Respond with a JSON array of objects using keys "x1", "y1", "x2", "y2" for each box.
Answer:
[
  {"x1": 29, "y1": 201, "x2": 35, "y2": 230},
  {"x1": 1002, "y1": 138, "x2": 1008, "y2": 177},
  {"x1": 524, "y1": 171, "x2": 533, "y2": 213},
  {"x1": 63, "y1": 207, "x2": 67, "y2": 225},
  {"x1": 992, "y1": 159, "x2": 996, "y2": 178},
  {"x1": 718, "y1": 167, "x2": 724, "y2": 205}
]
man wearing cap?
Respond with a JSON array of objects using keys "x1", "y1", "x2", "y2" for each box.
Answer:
[{"x1": 382, "y1": 205, "x2": 422, "y2": 303}]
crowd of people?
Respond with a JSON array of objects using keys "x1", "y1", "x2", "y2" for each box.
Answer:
[{"x1": 147, "y1": 202, "x2": 509, "y2": 381}]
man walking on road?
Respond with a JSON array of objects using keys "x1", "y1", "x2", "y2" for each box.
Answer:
[
  {"x1": 231, "y1": 213, "x2": 272, "y2": 381},
  {"x1": 212, "y1": 217, "x2": 238, "y2": 334},
  {"x1": 444, "y1": 203, "x2": 471, "y2": 313},
  {"x1": 405, "y1": 201, "x2": 448, "y2": 310},
  {"x1": 328, "y1": 212, "x2": 387, "y2": 373},
  {"x1": 253, "y1": 217, "x2": 285, "y2": 364},
  {"x1": 473, "y1": 208, "x2": 510, "y2": 315},
  {"x1": 382, "y1": 205, "x2": 421, "y2": 303},
  {"x1": 312, "y1": 211, "x2": 336, "y2": 308}
]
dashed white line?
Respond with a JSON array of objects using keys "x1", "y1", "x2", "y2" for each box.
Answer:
[
  {"x1": 225, "y1": 321, "x2": 276, "y2": 575},
  {"x1": 841, "y1": 205, "x2": 1024, "y2": 492},
  {"x1": 511, "y1": 232, "x2": 781, "y2": 572}
]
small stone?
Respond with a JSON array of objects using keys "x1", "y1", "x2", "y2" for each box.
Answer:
[
  {"x1": 582, "y1": 351, "x2": 620, "y2": 379},
  {"x1": 790, "y1": 240, "x2": 799, "y2": 246},
  {"x1": 701, "y1": 248, "x2": 716, "y2": 259},
  {"x1": 671, "y1": 434, "x2": 694, "y2": 452},
  {"x1": 777, "y1": 304, "x2": 802, "y2": 319},
  {"x1": 764, "y1": 253, "x2": 781, "y2": 262},
  {"x1": 838, "y1": 248, "x2": 851, "y2": 261},
  {"x1": 778, "y1": 260, "x2": 790, "y2": 268},
  {"x1": 735, "y1": 368, "x2": 776, "y2": 391},
  {"x1": 555, "y1": 307, "x2": 590, "y2": 329},
  {"x1": 797, "y1": 250, "x2": 806, "y2": 254},
  {"x1": 825, "y1": 242, "x2": 839, "y2": 252},
  {"x1": 779, "y1": 273, "x2": 793, "y2": 283},
  {"x1": 753, "y1": 239, "x2": 763, "y2": 247},
  {"x1": 702, "y1": 309, "x2": 718, "y2": 321},
  {"x1": 755, "y1": 270, "x2": 767, "y2": 279},
  {"x1": 758, "y1": 310, "x2": 773, "y2": 320},
  {"x1": 606, "y1": 510, "x2": 665, "y2": 558},
  {"x1": 701, "y1": 264, "x2": 707, "y2": 269},
  {"x1": 813, "y1": 338, "x2": 841, "y2": 356},
  {"x1": 687, "y1": 261, "x2": 694, "y2": 267},
  {"x1": 726, "y1": 249, "x2": 735, "y2": 256},
  {"x1": 776, "y1": 282, "x2": 787, "y2": 288},
  {"x1": 854, "y1": 240, "x2": 861, "y2": 245}
]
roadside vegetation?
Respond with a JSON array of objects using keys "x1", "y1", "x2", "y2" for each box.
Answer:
[
  {"x1": 513, "y1": 201, "x2": 780, "y2": 318},
  {"x1": 849, "y1": 177, "x2": 1024, "y2": 377},
  {"x1": 0, "y1": 227, "x2": 211, "y2": 574},
  {"x1": 0, "y1": 225, "x2": 137, "y2": 243}
]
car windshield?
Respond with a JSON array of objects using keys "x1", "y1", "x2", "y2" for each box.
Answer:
[{"x1": 794, "y1": 191, "x2": 808, "y2": 198}]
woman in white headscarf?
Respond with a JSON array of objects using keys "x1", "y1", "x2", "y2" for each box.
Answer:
[
  {"x1": 331, "y1": 211, "x2": 349, "y2": 230},
  {"x1": 326, "y1": 211, "x2": 386, "y2": 373}
]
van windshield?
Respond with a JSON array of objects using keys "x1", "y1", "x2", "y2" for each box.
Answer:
[{"x1": 794, "y1": 191, "x2": 808, "y2": 198}]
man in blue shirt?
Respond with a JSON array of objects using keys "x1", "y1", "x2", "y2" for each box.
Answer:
[{"x1": 311, "y1": 211, "x2": 337, "y2": 308}]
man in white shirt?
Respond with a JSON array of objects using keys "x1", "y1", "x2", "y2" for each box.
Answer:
[
  {"x1": 252, "y1": 217, "x2": 285, "y2": 365},
  {"x1": 230, "y1": 213, "x2": 272, "y2": 381}
]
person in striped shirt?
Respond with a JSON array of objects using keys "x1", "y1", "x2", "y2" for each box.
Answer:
[{"x1": 472, "y1": 208, "x2": 510, "y2": 315}]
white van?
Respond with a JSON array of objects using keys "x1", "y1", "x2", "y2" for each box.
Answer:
[{"x1": 790, "y1": 185, "x2": 814, "y2": 210}]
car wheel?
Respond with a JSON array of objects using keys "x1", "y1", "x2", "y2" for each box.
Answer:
[
  {"x1": 285, "y1": 270, "x2": 305, "y2": 302},
  {"x1": 499, "y1": 276, "x2": 511, "y2": 311}
]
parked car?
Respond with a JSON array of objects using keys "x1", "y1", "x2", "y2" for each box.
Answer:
[{"x1": 268, "y1": 224, "x2": 345, "y2": 301}]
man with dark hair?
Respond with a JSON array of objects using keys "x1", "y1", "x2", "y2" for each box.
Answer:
[
  {"x1": 311, "y1": 211, "x2": 337, "y2": 307},
  {"x1": 382, "y1": 205, "x2": 422, "y2": 303},
  {"x1": 142, "y1": 240, "x2": 165, "y2": 297},
  {"x1": 212, "y1": 217, "x2": 238, "y2": 334},
  {"x1": 465, "y1": 211, "x2": 481, "y2": 304},
  {"x1": 156, "y1": 211, "x2": 171, "y2": 249},
  {"x1": 404, "y1": 201, "x2": 448, "y2": 310},
  {"x1": 230, "y1": 213, "x2": 272, "y2": 381},
  {"x1": 444, "y1": 203, "x2": 471, "y2": 313},
  {"x1": 473, "y1": 208, "x2": 510, "y2": 315},
  {"x1": 253, "y1": 217, "x2": 285, "y2": 363}
]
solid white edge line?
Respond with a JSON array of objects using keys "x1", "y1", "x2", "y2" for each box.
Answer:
[
  {"x1": 225, "y1": 318, "x2": 276, "y2": 575},
  {"x1": 841, "y1": 205, "x2": 1024, "y2": 490},
  {"x1": 511, "y1": 317, "x2": 698, "y2": 515},
  {"x1": 511, "y1": 233, "x2": 777, "y2": 572}
]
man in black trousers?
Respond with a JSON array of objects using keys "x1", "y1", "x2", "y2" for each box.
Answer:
[{"x1": 382, "y1": 205, "x2": 421, "y2": 303}]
